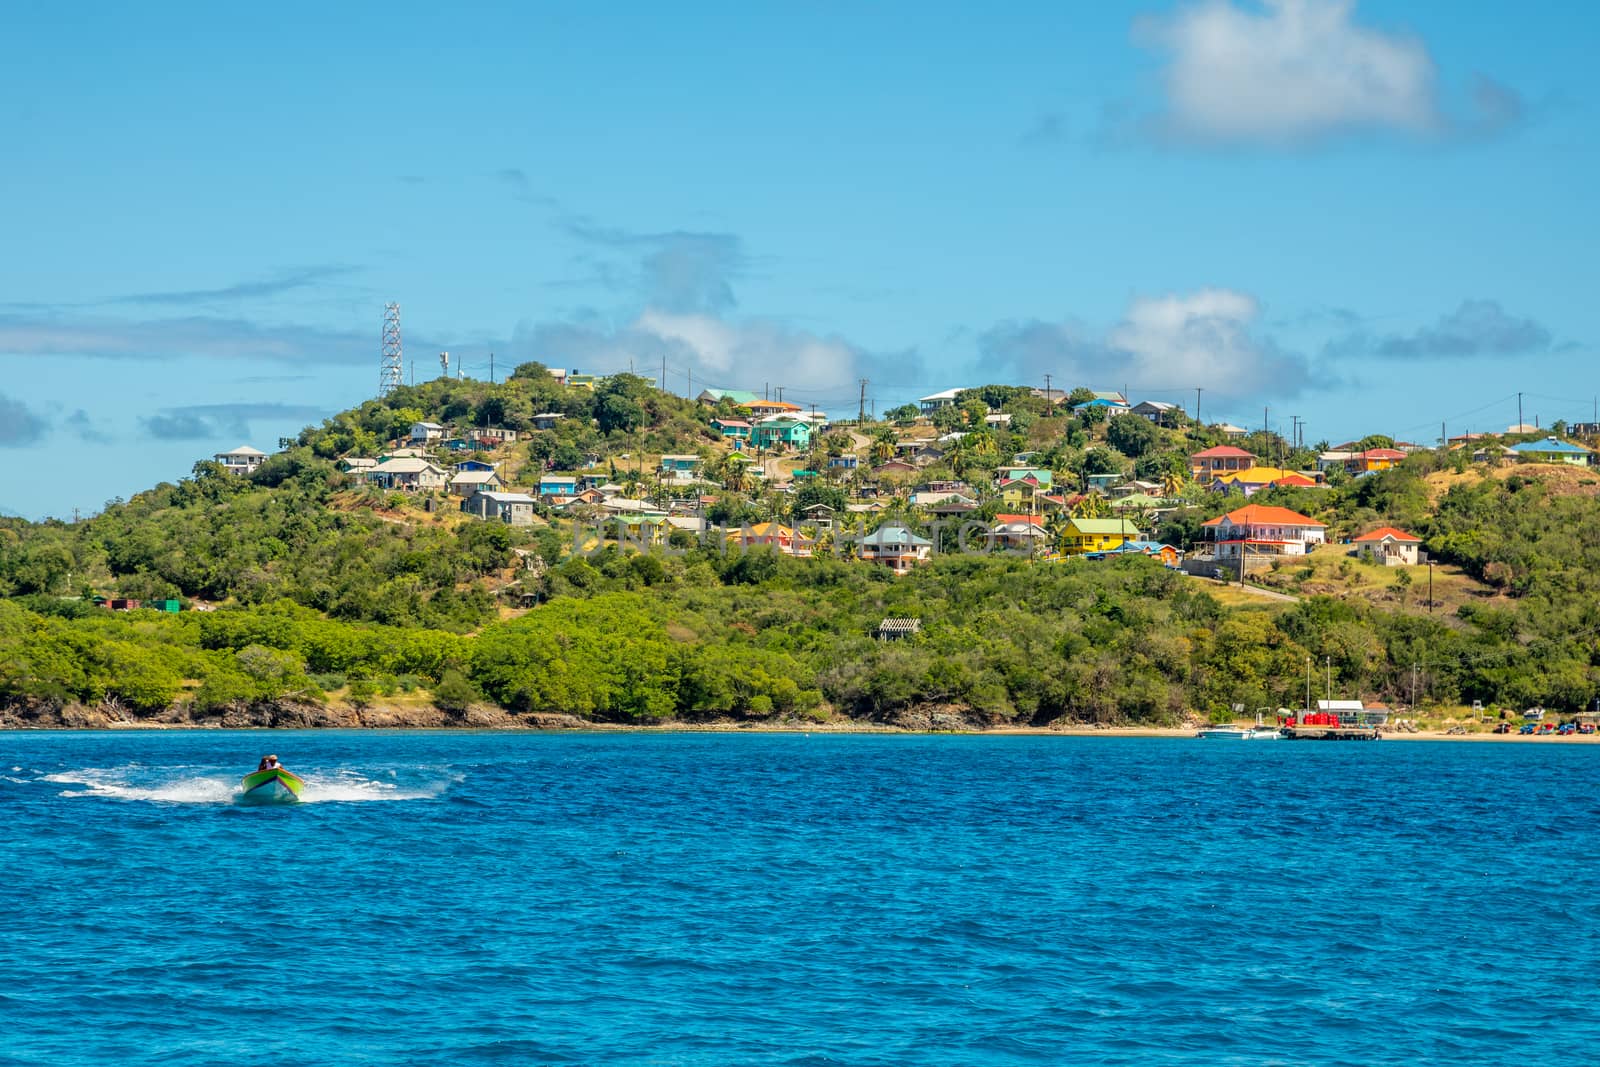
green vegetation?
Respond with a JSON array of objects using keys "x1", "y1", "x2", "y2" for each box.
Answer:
[{"x1": 2, "y1": 367, "x2": 1598, "y2": 725}]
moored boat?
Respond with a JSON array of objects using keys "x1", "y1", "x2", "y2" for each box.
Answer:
[{"x1": 240, "y1": 766, "x2": 304, "y2": 802}]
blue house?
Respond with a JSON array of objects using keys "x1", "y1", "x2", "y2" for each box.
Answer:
[
  {"x1": 455, "y1": 459, "x2": 495, "y2": 472},
  {"x1": 828, "y1": 455, "x2": 859, "y2": 470},
  {"x1": 1510, "y1": 437, "x2": 1591, "y2": 466},
  {"x1": 538, "y1": 474, "x2": 578, "y2": 497}
]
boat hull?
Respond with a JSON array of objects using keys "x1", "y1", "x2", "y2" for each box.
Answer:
[{"x1": 240, "y1": 768, "x2": 304, "y2": 803}]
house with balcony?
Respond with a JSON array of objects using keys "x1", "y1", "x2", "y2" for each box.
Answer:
[
  {"x1": 408, "y1": 421, "x2": 446, "y2": 446},
  {"x1": 215, "y1": 445, "x2": 268, "y2": 475},
  {"x1": 919, "y1": 388, "x2": 965, "y2": 414},
  {"x1": 660, "y1": 454, "x2": 702, "y2": 479},
  {"x1": 1352, "y1": 527, "x2": 1422, "y2": 566},
  {"x1": 1190, "y1": 445, "x2": 1256, "y2": 480},
  {"x1": 1202, "y1": 504, "x2": 1326, "y2": 559},
  {"x1": 858, "y1": 524, "x2": 933, "y2": 576},
  {"x1": 750, "y1": 417, "x2": 811, "y2": 450}
]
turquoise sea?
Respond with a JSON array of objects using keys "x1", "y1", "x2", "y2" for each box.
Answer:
[{"x1": 5, "y1": 731, "x2": 1598, "y2": 1065}]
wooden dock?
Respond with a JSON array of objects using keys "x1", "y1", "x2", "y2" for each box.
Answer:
[{"x1": 1281, "y1": 725, "x2": 1381, "y2": 741}]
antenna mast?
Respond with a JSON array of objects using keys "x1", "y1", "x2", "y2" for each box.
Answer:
[{"x1": 380, "y1": 303, "x2": 403, "y2": 397}]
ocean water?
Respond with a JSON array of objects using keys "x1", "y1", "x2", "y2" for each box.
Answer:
[{"x1": 5, "y1": 731, "x2": 1598, "y2": 1066}]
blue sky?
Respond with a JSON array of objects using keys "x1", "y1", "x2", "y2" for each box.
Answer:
[{"x1": 2, "y1": 1, "x2": 1595, "y2": 518}]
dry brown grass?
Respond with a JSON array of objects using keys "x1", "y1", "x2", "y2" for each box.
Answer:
[{"x1": 1249, "y1": 542, "x2": 1504, "y2": 618}]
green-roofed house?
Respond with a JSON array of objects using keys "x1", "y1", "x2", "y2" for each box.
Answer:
[
  {"x1": 698, "y1": 387, "x2": 762, "y2": 407},
  {"x1": 750, "y1": 416, "x2": 812, "y2": 450},
  {"x1": 1059, "y1": 517, "x2": 1141, "y2": 555},
  {"x1": 1510, "y1": 436, "x2": 1592, "y2": 467}
]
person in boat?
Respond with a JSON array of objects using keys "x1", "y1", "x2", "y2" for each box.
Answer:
[{"x1": 257, "y1": 754, "x2": 282, "y2": 771}]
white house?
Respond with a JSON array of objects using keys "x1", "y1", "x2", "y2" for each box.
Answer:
[
  {"x1": 214, "y1": 445, "x2": 267, "y2": 475},
  {"x1": 409, "y1": 421, "x2": 446, "y2": 446},
  {"x1": 1352, "y1": 527, "x2": 1422, "y2": 566},
  {"x1": 919, "y1": 388, "x2": 965, "y2": 414},
  {"x1": 1202, "y1": 504, "x2": 1326, "y2": 558}
]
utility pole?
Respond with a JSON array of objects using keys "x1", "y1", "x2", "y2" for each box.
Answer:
[
  {"x1": 1518, "y1": 391, "x2": 1523, "y2": 432},
  {"x1": 1305, "y1": 656, "x2": 1311, "y2": 714},
  {"x1": 662, "y1": 355, "x2": 667, "y2": 395},
  {"x1": 1326, "y1": 655, "x2": 1332, "y2": 701},
  {"x1": 858, "y1": 378, "x2": 868, "y2": 423},
  {"x1": 1195, "y1": 387, "x2": 1202, "y2": 426},
  {"x1": 489, "y1": 352, "x2": 495, "y2": 384},
  {"x1": 1044, "y1": 373, "x2": 1052, "y2": 402}
]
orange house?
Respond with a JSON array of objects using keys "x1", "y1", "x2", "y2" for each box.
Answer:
[{"x1": 1190, "y1": 445, "x2": 1256, "y2": 480}]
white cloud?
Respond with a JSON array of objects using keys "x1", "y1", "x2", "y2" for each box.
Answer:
[
  {"x1": 635, "y1": 311, "x2": 858, "y2": 391},
  {"x1": 1134, "y1": 0, "x2": 1472, "y2": 144},
  {"x1": 981, "y1": 288, "x2": 1308, "y2": 399}
]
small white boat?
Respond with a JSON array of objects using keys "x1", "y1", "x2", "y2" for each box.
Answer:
[{"x1": 1196, "y1": 725, "x2": 1251, "y2": 739}]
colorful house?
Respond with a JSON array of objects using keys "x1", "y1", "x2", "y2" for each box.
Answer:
[
  {"x1": 998, "y1": 476, "x2": 1047, "y2": 508},
  {"x1": 727, "y1": 522, "x2": 812, "y2": 557},
  {"x1": 1510, "y1": 437, "x2": 1592, "y2": 466},
  {"x1": 659, "y1": 454, "x2": 701, "y2": 473},
  {"x1": 1203, "y1": 504, "x2": 1326, "y2": 558},
  {"x1": 538, "y1": 474, "x2": 578, "y2": 498},
  {"x1": 1112, "y1": 541, "x2": 1183, "y2": 566},
  {"x1": 1190, "y1": 445, "x2": 1256, "y2": 480},
  {"x1": 1352, "y1": 527, "x2": 1422, "y2": 566},
  {"x1": 746, "y1": 400, "x2": 804, "y2": 418},
  {"x1": 1059, "y1": 517, "x2": 1141, "y2": 555},
  {"x1": 711, "y1": 418, "x2": 752, "y2": 441},
  {"x1": 750, "y1": 417, "x2": 812, "y2": 450},
  {"x1": 1346, "y1": 448, "x2": 1407, "y2": 474},
  {"x1": 1210, "y1": 467, "x2": 1320, "y2": 497},
  {"x1": 858, "y1": 524, "x2": 933, "y2": 576}
]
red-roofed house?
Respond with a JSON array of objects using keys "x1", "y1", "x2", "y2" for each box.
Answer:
[
  {"x1": 1352, "y1": 527, "x2": 1422, "y2": 566},
  {"x1": 1190, "y1": 445, "x2": 1256, "y2": 480},
  {"x1": 1203, "y1": 504, "x2": 1327, "y2": 559}
]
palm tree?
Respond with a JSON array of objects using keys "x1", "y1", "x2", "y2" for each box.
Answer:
[
  {"x1": 1161, "y1": 468, "x2": 1188, "y2": 499},
  {"x1": 1072, "y1": 493, "x2": 1108, "y2": 519}
]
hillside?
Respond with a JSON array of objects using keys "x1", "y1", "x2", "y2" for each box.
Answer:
[{"x1": 3, "y1": 367, "x2": 1600, "y2": 727}]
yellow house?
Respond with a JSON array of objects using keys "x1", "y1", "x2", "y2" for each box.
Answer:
[
  {"x1": 998, "y1": 477, "x2": 1046, "y2": 509},
  {"x1": 1059, "y1": 517, "x2": 1140, "y2": 555}
]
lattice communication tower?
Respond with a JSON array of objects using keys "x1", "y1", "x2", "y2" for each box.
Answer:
[{"x1": 379, "y1": 303, "x2": 403, "y2": 397}]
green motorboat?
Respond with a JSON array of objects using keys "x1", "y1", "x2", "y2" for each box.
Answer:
[{"x1": 240, "y1": 760, "x2": 304, "y2": 802}]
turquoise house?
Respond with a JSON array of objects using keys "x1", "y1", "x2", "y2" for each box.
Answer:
[{"x1": 750, "y1": 417, "x2": 812, "y2": 450}]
